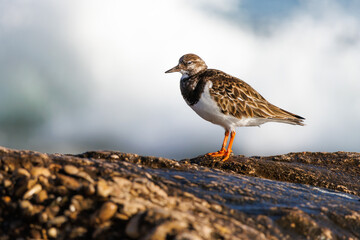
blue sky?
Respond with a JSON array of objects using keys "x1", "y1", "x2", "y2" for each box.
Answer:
[{"x1": 1, "y1": 0, "x2": 360, "y2": 158}]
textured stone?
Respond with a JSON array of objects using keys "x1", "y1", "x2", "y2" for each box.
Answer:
[
  {"x1": 92, "y1": 201, "x2": 118, "y2": 224},
  {"x1": 0, "y1": 147, "x2": 359, "y2": 240},
  {"x1": 23, "y1": 184, "x2": 42, "y2": 200}
]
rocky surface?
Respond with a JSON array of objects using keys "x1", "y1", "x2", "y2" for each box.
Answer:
[{"x1": 0, "y1": 146, "x2": 359, "y2": 239}]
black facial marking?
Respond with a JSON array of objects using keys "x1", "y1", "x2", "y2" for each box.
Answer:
[{"x1": 180, "y1": 72, "x2": 207, "y2": 106}]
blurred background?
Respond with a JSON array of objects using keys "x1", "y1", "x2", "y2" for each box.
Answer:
[{"x1": 1, "y1": 0, "x2": 360, "y2": 159}]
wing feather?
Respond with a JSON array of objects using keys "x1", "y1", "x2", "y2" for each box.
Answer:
[{"x1": 206, "y1": 69, "x2": 304, "y2": 125}]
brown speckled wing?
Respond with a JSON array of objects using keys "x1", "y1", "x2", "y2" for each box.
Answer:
[{"x1": 206, "y1": 69, "x2": 304, "y2": 125}]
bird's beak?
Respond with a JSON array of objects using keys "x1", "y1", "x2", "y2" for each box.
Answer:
[{"x1": 165, "y1": 65, "x2": 180, "y2": 73}]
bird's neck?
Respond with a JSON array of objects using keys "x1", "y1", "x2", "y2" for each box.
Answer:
[{"x1": 180, "y1": 71, "x2": 207, "y2": 106}]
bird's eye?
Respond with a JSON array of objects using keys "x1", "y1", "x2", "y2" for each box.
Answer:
[{"x1": 187, "y1": 61, "x2": 193, "y2": 65}]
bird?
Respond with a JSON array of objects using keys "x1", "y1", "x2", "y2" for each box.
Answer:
[{"x1": 165, "y1": 53, "x2": 304, "y2": 161}]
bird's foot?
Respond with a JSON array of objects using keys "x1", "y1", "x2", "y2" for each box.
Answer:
[
  {"x1": 221, "y1": 151, "x2": 232, "y2": 161},
  {"x1": 207, "y1": 149, "x2": 227, "y2": 157},
  {"x1": 207, "y1": 149, "x2": 233, "y2": 161}
]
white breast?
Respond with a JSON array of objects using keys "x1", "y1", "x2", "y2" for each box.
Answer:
[{"x1": 190, "y1": 81, "x2": 266, "y2": 131}]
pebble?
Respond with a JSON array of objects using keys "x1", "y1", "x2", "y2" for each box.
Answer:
[
  {"x1": 149, "y1": 220, "x2": 188, "y2": 240},
  {"x1": 2, "y1": 196, "x2": 11, "y2": 203},
  {"x1": 85, "y1": 183, "x2": 96, "y2": 195},
  {"x1": 39, "y1": 212, "x2": 49, "y2": 223},
  {"x1": 132, "y1": 182, "x2": 150, "y2": 195},
  {"x1": 30, "y1": 167, "x2": 51, "y2": 178},
  {"x1": 64, "y1": 165, "x2": 79, "y2": 175},
  {"x1": 15, "y1": 168, "x2": 30, "y2": 178},
  {"x1": 36, "y1": 190, "x2": 48, "y2": 203},
  {"x1": 46, "y1": 205, "x2": 60, "y2": 220},
  {"x1": 115, "y1": 213, "x2": 129, "y2": 220},
  {"x1": 110, "y1": 154, "x2": 119, "y2": 159},
  {"x1": 27, "y1": 178, "x2": 38, "y2": 189},
  {"x1": 210, "y1": 204, "x2": 222, "y2": 212},
  {"x1": 97, "y1": 179, "x2": 113, "y2": 198},
  {"x1": 76, "y1": 171, "x2": 94, "y2": 183},
  {"x1": 15, "y1": 178, "x2": 32, "y2": 197},
  {"x1": 144, "y1": 172, "x2": 152, "y2": 179},
  {"x1": 30, "y1": 229, "x2": 42, "y2": 239},
  {"x1": 47, "y1": 227, "x2": 58, "y2": 238},
  {"x1": 3, "y1": 179, "x2": 12, "y2": 188},
  {"x1": 19, "y1": 200, "x2": 34, "y2": 214},
  {"x1": 69, "y1": 227, "x2": 87, "y2": 238},
  {"x1": 92, "y1": 221, "x2": 112, "y2": 238},
  {"x1": 122, "y1": 202, "x2": 145, "y2": 217},
  {"x1": 23, "y1": 184, "x2": 42, "y2": 200},
  {"x1": 55, "y1": 185, "x2": 69, "y2": 195},
  {"x1": 172, "y1": 175, "x2": 186, "y2": 180},
  {"x1": 38, "y1": 175, "x2": 50, "y2": 189},
  {"x1": 94, "y1": 201, "x2": 118, "y2": 224},
  {"x1": 6, "y1": 162, "x2": 15, "y2": 172},
  {"x1": 48, "y1": 215, "x2": 67, "y2": 227},
  {"x1": 125, "y1": 213, "x2": 142, "y2": 238},
  {"x1": 148, "y1": 182, "x2": 167, "y2": 198},
  {"x1": 70, "y1": 195, "x2": 83, "y2": 212},
  {"x1": 57, "y1": 174, "x2": 81, "y2": 190},
  {"x1": 112, "y1": 176, "x2": 131, "y2": 188},
  {"x1": 49, "y1": 163, "x2": 62, "y2": 172}
]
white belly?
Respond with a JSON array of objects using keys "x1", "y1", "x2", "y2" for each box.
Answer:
[{"x1": 190, "y1": 81, "x2": 266, "y2": 130}]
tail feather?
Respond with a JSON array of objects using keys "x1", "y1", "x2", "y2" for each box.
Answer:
[
  {"x1": 269, "y1": 105, "x2": 305, "y2": 126},
  {"x1": 268, "y1": 116, "x2": 305, "y2": 126}
]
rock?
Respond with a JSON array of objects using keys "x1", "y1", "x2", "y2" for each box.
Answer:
[
  {"x1": 47, "y1": 227, "x2": 58, "y2": 238},
  {"x1": 57, "y1": 174, "x2": 81, "y2": 190},
  {"x1": 30, "y1": 167, "x2": 51, "y2": 178},
  {"x1": 97, "y1": 179, "x2": 113, "y2": 198},
  {"x1": 23, "y1": 184, "x2": 42, "y2": 199},
  {"x1": 84, "y1": 183, "x2": 96, "y2": 195},
  {"x1": 15, "y1": 168, "x2": 30, "y2": 178},
  {"x1": 3, "y1": 179, "x2": 12, "y2": 188},
  {"x1": 19, "y1": 200, "x2": 34, "y2": 215},
  {"x1": 35, "y1": 189, "x2": 48, "y2": 203},
  {"x1": 30, "y1": 229, "x2": 42, "y2": 239},
  {"x1": 39, "y1": 211, "x2": 49, "y2": 223},
  {"x1": 122, "y1": 201, "x2": 147, "y2": 217},
  {"x1": 38, "y1": 175, "x2": 50, "y2": 189},
  {"x1": 69, "y1": 195, "x2": 83, "y2": 213},
  {"x1": 92, "y1": 201, "x2": 118, "y2": 224},
  {"x1": 76, "y1": 171, "x2": 94, "y2": 183},
  {"x1": 48, "y1": 216, "x2": 67, "y2": 227},
  {"x1": 45, "y1": 205, "x2": 60, "y2": 220},
  {"x1": 69, "y1": 226, "x2": 87, "y2": 238},
  {"x1": 147, "y1": 220, "x2": 188, "y2": 240},
  {"x1": 110, "y1": 154, "x2": 119, "y2": 159},
  {"x1": 1, "y1": 196, "x2": 11, "y2": 204},
  {"x1": 64, "y1": 165, "x2": 79, "y2": 175},
  {"x1": 92, "y1": 221, "x2": 112, "y2": 239},
  {"x1": 0, "y1": 146, "x2": 359, "y2": 239},
  {"x1": 125, "y1": 213, "x2": 143, "y2": 238}
]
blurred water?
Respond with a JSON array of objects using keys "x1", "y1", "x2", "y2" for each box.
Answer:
[{"x1": 1, "y1": 0, "x2": 360, "y2": 159}]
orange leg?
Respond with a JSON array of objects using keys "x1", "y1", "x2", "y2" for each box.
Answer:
[
  {"x1": 207, "y1": 130, "x2": 229, "y2": 157},
  {"x1": 222, "y1": 131, "x2": 236, "y2": 161}
]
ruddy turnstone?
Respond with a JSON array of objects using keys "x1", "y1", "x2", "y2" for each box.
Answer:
[{"x1": 165, "y1": 53, "x2": 304, "y2": 161}]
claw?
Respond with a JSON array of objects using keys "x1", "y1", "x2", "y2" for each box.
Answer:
[
  {"x1": 207, "y1": 149, "x2": 226, "y2": 157},
  {"x1": 207, "y1": 131, "x2": 236, "y2": 161},
  {"x1": 221, "y1": 151, "x2": 232, "y2": 161}
]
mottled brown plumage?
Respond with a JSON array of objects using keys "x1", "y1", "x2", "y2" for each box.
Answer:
[
  {"x1": 206, "y1": 69, "x2": 304, "y2": 125},
  {"x1": 165, "y1": 53, "x2": 304, "y2": 161}
]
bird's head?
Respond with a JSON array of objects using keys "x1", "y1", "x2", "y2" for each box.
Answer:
[{"x1": 165, "y1": 53, "x2": 207, "y2": 77}]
